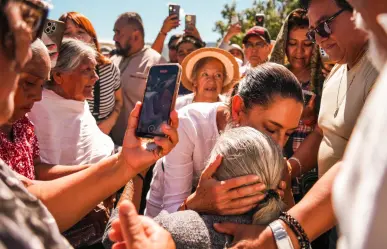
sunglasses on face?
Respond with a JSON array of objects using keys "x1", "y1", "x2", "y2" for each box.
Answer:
[{"x1": 306, "y1": 9, "x2": 345, "y2": 43}]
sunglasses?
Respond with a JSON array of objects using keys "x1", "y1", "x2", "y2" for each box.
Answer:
[{"x1": 306, "y1": 9, "x2": 345, "y2": 43}]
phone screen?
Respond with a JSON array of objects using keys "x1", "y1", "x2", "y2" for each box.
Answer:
[{"x1": 136, "y1": 65, "x2": 181, "y2": 138}]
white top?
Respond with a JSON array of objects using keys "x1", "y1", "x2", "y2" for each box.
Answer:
[
  {"x1": 333, "y1": 63, "x2": 386, "y2": 249},
  {"x1": 317, "y1": 55, "x2": 378, "y2": 177},
  {"x1": 145, "y1": 102, "x2": 222, "y2": 217},
  {"x1": 29, "y1": 89, "x2": 114, "y2": 165},
  {"x1": 175, "y1": 93, "x2": 227, "y2": 111}
]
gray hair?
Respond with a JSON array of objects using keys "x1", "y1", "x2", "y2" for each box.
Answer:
[
  {"x1": 210, "y1": 127, "x2": 285, "y2": 225},
  {"x1": 29, "y1": 39, "x2": 50, "y2": 68},
  {"x1": 52, "y1": 38, "x2": 97, "y2": 74}
]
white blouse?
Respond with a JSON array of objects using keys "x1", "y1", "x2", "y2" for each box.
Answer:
[
  {"x1": 29, "y1": 89, "x2": 114, "y2": 165},
  {"x1": 145, "y1": 102, "x2": 223, "y2": 217},
  {"x1": 175, "y1": 93, "x2": 227, "y2": 111}
]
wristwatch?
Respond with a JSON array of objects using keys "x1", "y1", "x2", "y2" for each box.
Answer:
[{"x1": 269, "y1": 220, "x2": 295, "y2": 249}]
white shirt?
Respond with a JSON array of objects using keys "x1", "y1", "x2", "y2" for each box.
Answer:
[
  {"x1": 29, "y1": 89, "x2": 114, "y2": 165},
  {"x1": 145, "y1": 102, "x2": 222, "y2": 217},
  {"x1": 175, "y1": 93, "x2": 227, "y2": 111},
  {"x1": 333, "y1": 63, "x2": 387, "y2": 249}
]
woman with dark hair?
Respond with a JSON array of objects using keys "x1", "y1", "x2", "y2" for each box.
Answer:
[
  {"x1": 145, "y1": 63, "x2": 304, "y2": 218},
  {"x1": 270, "y1": 9, "x2": 326, "y2": 205},
  {"x1": 59, "y1": 12, "x2": 123, "y2": 135}
]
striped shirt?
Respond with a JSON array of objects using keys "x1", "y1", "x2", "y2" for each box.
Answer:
[{"x1": 88, "y1": 62, "x2": 121, "y2": 121}]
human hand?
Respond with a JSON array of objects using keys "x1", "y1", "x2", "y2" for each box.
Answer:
[
  {"x1": 161, "y1": 15, "x2": 180, "y2": 34},
  {"x1": 322, "y1": 63, "x2": 334, "y2": 78},
  {"x1": 109, "y1": 200, "x2": 176, "y2": 249},
  {"x1": 185, "y1": 155, "x2": 267, "y2": 215},
  {"x1": 121, "y1": 102, "x2": 179, "y2": 175},
  {"x1": 184, "y1": 25, "x2": 202, "y2": 41},
  {"x1": 98, "y1": 118, "x2": 115, "y2": 135},
  {"x1": 302, "y1": 94, "x2": 317, "y2": 125},
  {"x1": 224, "y1": 23, "x2": 242, "y2": 41},
  {"x1": 214, "y1": 222, "x2": 276, "y2": 249}
]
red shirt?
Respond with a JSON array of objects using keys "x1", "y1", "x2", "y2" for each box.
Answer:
[{"x1": 0, "y1": 116, "x2": 40, "y2": 180}]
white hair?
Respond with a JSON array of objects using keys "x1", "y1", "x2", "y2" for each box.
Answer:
[
  {"x1": 210, "y1": 126, "x2": 286, "y2": 225},
  {"x1": 52, "y1": 38, "x2": 97, "y2": 73},
  {"x1": 30, "y1": 39, "x2": 50, "y2": 66}
]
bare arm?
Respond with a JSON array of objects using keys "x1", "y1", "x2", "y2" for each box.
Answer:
[
  {"x1": 34, "y1": 158, "x2": 90, "y2": 181},
  {"x1": 218, "y1": 24, "x2": 242, "y2": 49},
  {"x1": 98, "y1": 87, "x2": 123, "y2": 135},
  {"x1": 25, "y1": 103, "x2": 179, "y2": 232},
  {"x1": 151, "y1": 15, "x2": 180, "y2": 54},
  {"x1": 289, "y1": 127, "x2": 323, "y2": 178}
]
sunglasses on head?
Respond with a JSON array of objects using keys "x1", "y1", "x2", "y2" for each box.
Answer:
[{"x1": 306, "y1": 9, "x2": 345, "y2": 43}]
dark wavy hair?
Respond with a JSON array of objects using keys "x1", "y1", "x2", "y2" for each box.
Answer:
[{"x1": 288, "y1": 9, "x2": 309, "y2": 31}]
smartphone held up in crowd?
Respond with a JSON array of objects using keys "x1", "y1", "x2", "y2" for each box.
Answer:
[
  {"x1": 40, "y1": 19, "x2": 65, "y2": 67},
  {"x1": 169, "y1": 4, "x2": 180, "y2": 20},
  {"x1": 136, "y1": 64, "x2": 182, "y2": 139},
  {"x1": 185, "y1": 14, "x2": 196, "y2": 31},
  {"x1": 255, "y1": 13, "x2": 265, "y2": 26}
]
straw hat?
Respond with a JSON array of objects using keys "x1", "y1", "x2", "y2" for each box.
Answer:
[{"x1": 181, "y1": 47, "x2": 240, "y2": 93}]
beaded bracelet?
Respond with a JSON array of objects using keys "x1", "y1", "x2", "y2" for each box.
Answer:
[{"x1": 278, "y1": 212, "x2": 311, "y2": 249}]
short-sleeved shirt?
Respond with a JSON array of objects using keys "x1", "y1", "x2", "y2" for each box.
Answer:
[
  {"x1": 88, "y1": 63, "x2": 121, "y2": 122},
  {"x1": 334, "y1": 63, "x2": 387, "y2": 249},
  {"x1": 0, "y1": 160, "x2": 72, "y2": 249},
  {"x1": 0, "y1": 116, "x2": 39, "y2": 180},
  {"x1": 317, "y1": 54, "x2": 379, "y2": 177},
  {"x1": 110, "y1": 47, "x2": 166, "y2": 145}
]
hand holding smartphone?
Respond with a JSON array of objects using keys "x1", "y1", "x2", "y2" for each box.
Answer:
[
  {"x1": 136, "y1": 64, "x2": 182, "y2": 139},
  {"x1": 255, "y1": 14, "x2": 265, "y2": 26}
]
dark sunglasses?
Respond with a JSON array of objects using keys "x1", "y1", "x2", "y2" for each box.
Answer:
[{"x1": 306, "y1": 9, "x2": 345, "y2": 43}]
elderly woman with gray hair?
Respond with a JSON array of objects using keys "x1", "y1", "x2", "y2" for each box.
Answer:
[
  {"x1": 103, "y1": 126, "x2": 286, "y2": 249},
  {"x1": 29, "y1": 38, "x2": 114, "y2": 165}
]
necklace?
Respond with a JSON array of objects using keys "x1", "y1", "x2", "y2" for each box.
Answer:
[{"x1": 334, "y1": 67, "x2": 356, "y2": 118}]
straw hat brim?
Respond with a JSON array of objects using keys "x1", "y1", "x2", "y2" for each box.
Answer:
[{"x1": 181, "y1": 48, "x2": 240, "y2": 93}]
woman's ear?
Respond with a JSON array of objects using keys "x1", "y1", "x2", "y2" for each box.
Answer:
[
  {"x1": 231, "y1": 95, "x2": 245, "y2": 124},
  {"x1": 52, "y1": 72, "x2": 63, "y2": 85}
]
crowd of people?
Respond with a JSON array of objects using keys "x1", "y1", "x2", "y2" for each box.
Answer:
[{"x1": 1, "y1": 0, "x2": 387, "y2": 248}]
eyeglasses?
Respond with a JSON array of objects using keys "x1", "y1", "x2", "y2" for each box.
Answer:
[
  {"x1": 306, "y1": 9, "x2": 345, "y2": 43},
  {"x1": 245, "y1": 41, "x2": 267, "y2": 49}
]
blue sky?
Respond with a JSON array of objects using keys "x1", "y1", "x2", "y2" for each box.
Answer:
[{"x1": 48, "y1": 0, "x2": 253, "y2": 44}]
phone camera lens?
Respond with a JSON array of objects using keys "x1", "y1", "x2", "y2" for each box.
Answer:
[
  {"x1": 47, "y1": 22, "x2": 52, "y2": 27},
  {"x1": 52, "y1": 26, "x2": 56, "y2": 31}
]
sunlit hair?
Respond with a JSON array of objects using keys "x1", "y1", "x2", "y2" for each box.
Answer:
[
  {"x1": 52, "y1": 38, "x2": 97, "y2": 74},
  {"x1": 210, "y1": 127, "x2": 286, "y2": 225},
  {"x1": 59, "y1": 11, "x2": 110, "y2": 65}
]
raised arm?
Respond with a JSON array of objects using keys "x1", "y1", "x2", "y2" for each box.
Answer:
[{"x1": 152, "y1": 15, "x2": 180, "y2": 54}]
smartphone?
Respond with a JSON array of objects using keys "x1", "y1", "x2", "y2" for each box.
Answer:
[
  {"x1": 255, "y1": 13, "x2": 265, "y2": 26},
  {"x1": 231, "y1": 15, "x2": 239, "y2": 25},
  {"x1": 169, "y1": 4, "x2": 180, "y2": 20},
  {"x1": 40, "y1": 19, "x2": 65, "y2": 68},
  {"x1": 185, "y1": 15, "x2": 196, "y2": 30},
  {"x1": 136, "y1": 64, "x2": 182, "y2": 138},
  {"x1": 303, "y1": 90, "x2": 315, "y2": 105},
  {"x1": 319, "y1": 47, "x2": 335, "y2": 65}
]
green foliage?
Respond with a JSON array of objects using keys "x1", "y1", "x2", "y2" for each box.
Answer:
[{"x1": 214, "y1": 0, "x2": 301, "y2": 45}]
